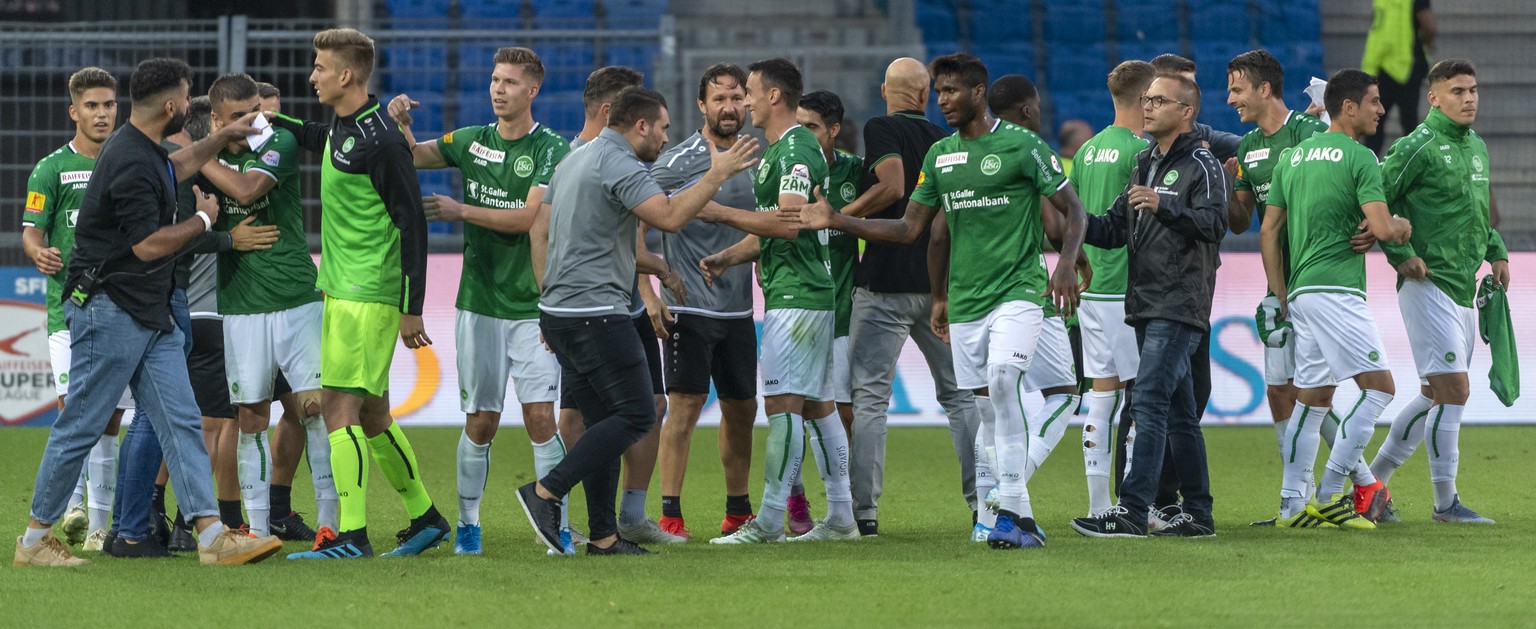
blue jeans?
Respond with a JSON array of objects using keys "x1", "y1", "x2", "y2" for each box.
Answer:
[
  {"x1": 540, "y1": 312, "x2": 656, "y2": 541},
  {"x1": 1120, "y1": 319, "x2": 1213, "y2": 523},
  {"x1": 109, "y1": 289, "x2": 198, "y2": 541},
  {"x1": 31, "y1": 291, "x2": 213, "y2": 529}
]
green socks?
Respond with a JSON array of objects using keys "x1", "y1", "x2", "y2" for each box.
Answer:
[
  {"x1": 329, "y1": 426, "x2": 369, "y2": 533},
  {"x1": 366, "y1": 421, "x2": 433, "y2": 519}
]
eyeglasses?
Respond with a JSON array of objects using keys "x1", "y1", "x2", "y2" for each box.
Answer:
[{"x1": 1140, "y1": 95, "x2": 1190, "y2": 110}]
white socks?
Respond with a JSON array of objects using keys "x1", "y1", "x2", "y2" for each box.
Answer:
[
  {"x1": 974, "y1": 396, "x2": 997, "y2": 529},
  {"x1": 21, "y1": 526, "x2": 48, "y2": 548},
  {"x1": 302, "y1": 416, "x2": 338, "y2": 530},
  {"x1": 1317, "y1": 390, "x2": 1390, "y2": 500},
  {"x1": 1273, "y1": 417, "x2": 1289, "y2": 463},
  {"x1": 531, "y1": 434, "x2": 569, "y2": 530},
  {"x1": 457, "y1": 430, "x2": 492, "y2": 526},
  {"x1": 1083, "y1": 390, "x2": 1121, "y2": 515},
  {"x1": 988, "y1": 364, "x2": 1033, "y2": 520},
  {"x1": 1025, "y1": 393, "x2": 1079, "y2": 481},
  {"x1": 1320, "y1": 410, "x2": 1376, "y2": 487},
  {"x1": 86, "y1": 434, "x2": 118, "y2": 533},
  {"x1": 238, "y1": 431, "x2": 272, "y2": 536},
  {"x1": 196, "y1": 521, "x2": 227, "y2": 548},
  {"x1": 1280, "y1": 404, "x2": 1326, "y2": 517},
  {"x1": 806, "y1": 412, "x2": 853, "y2": 527},
  {"x1": 1371, "y1": 394, "x2": 1434, "y2": 485},
  {"x1": 1426, "y1": 404, "x2": 1464, "y2": 511},
  {"x1": 758, "y1": 413, "x2": 805, "y2": 534}
]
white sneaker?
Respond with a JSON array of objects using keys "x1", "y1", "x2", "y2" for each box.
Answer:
[
  {"x1": 82, "y1": 529, "x2": 108, "y2": 553},
  {"x1": 787, "y1": 520, "x2": 860, "y2": 542},
  {"x1": 618, "y1": 518, "x2": 687, "y2": 544},
  {"x1": 60, "y1": 506, "x2": 88, "y2": 546},
  {"x1": 708, "y1": 518, "x2": 785, "y2": 545}
]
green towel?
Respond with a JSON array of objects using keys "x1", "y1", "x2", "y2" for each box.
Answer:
[{"x1": 1477, "y1": 275, "x2": 1519, "y2": 407}]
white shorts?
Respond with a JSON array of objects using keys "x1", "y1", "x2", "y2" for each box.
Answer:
[
  {"x1": 761, "y1": 308, "x2": 833, "y2": 401},
  {"x1": 456, "y1": 310, "x2": 560, "y2": 412},
  {"x1": 949, "y1": 300, "x2": 1044, "y2": 390},
  {"x1": 224, "y1": 301, "x2": 323, "y2": 404},
  {"x1": 1026, "y1": 316, "x2": 1077, "y2": 393},
  {"x1": 1078, "y1": 298, "x2": 1139, "y2": 380},
  {"x1": 831, "y1": 335, "x2": 851, "y2": 404},
  {"x1": 1289, "y1": 291, "x2": 1389, "y2": 389},
  {"x1": 1260, "y1": 295, "x2": 1296, "y2": 386},
  {"x1": 1399, "y1": 278, "x2": 1476, "y2": 379},
  {"x1": 47, "y1": 330, "x2": 133, "y2": 409}
]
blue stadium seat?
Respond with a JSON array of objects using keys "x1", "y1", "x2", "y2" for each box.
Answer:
[
  {"x1": 457, "y1": 97, "x2": 496, "y2": 129},
  {"x1": 967, "y1": 0, "x2": 1029, "y2": 48},
  {"x1": 975, "y1": 44, "x2": 1035, "y2": 77},
  {"x1": 1116, "y1": 41, "x2": 1179, "y2": 64},
  {"x1": 916, "y1": 1, "x2": 959, "y2": 44},
  {"x1": 1046, "y1": 43, "x2": 1109, "y2": 94},
  {"x1": 1272, "y1": 42, "x2": 1326, "y2": 100},
  {"x1": 1114, "y1": 0, "x2": 1176, "y2": 43},
  {"x1": 534, "y1": 0, "x2": 598, "y2": 29},
  {"x1": 1257, "y1": 0, "x2": 1321, "y2": 45},
  {"x1": 1187, "y1": 2, "x2": 1249, "y2": 44},
  {"x1": 458, "y1": 0, "x2": 522, "y2": 19},
  {"x1": 390, "y1": 94, "x2": 446, "y2": 138},
  {"x1": 1054, "y1": 89, "x2": 1114, "y2": 130},
  {"x1": 1199, "y1": 94, "x2": 1243, "y2": 136},
  {"x1": 604, "y1": 44, "x2": 658, "y2": 76},
  {"x1": 602, "y1": 0, "x2": 668, "y2": 28},
  {"x1": 382, "y1": 44, "x2": 448, "y2": 93},
  {"x1": 532, "y1": 91, "x2": 586, "y2": 137},
  {"x1": 1191, "y1": 42, "x2": 1249, "y2": 90},
  {"x1": 532, "y1": 43, "x2": 596, "y2": 91},
  {"x1": 925, "y1": 41, "x2": 964, "y2": 58},
  {"x1": 385, "y1": 0, "x2": 448, "y2": 19},
  {"x1": 1044, "y1": 5, "x2": 1105, "y2": 44}
]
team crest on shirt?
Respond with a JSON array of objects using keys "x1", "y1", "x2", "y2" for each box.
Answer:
[
  {"x1": 1444, "y1": 352, "x2": 1457, "y2": 363},
  {"x1": 261, "y1": 150, "x2": 281, "y2": 167},
  {"x1": 757, "y1": 167, "x2": 770, "y2": 184},
  {"x1": 1290, "y1": 150, "x2": 1304, "y2": 167},
  {"x1": 1368, "y1": 350, "x2": 1380, "y2": 362},
  {"x1": 514, "y1": 155, "x2": 535, "y2": 177},
  {"x1": 341, "y1": 137, "x2": 355, "y2": 153},
  {"x1": 840, "y1": 182, "x2": 856, "y2": 202},
  {"x1": 1162, "y1": 170, "x2": 1179, "y2": 186},
  {"x1": 1472, "y1": 156, "x2": 1483, "y2": 172},
  {"x1": 980, "y1": 154, "x2": 1002, "y2": 176}
]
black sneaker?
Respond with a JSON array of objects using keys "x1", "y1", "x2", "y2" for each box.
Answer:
[
  {"x1": 1148, "y1": 503, "x2": 1182, "y2": 532},
  {"x1": 586, "y1": 537, "x2": 653, "y2": 556},
  {"x1": 270, "y1": 511, "x2": 318, "y2": 542},
  {"x1": 149, "y1": 513, "x2": 171, "y2": 548},
  {"x1": 168, "y1": 521, "x2": 197, "y2": 552},
  {"x1": 105, "y1": 534, "x2": 174, "y2": 558},
  {"x1": 383, "y1": 508, "x2": 451, "y2": 556},
  {"x1": 1151, "y1": 512, "x2": 1216, "y2": 538},
  {"x1": 856, "y1": 519, "x2": 879, "y2": 537},
  {"x1": 516, "y1": 482, "x2": 563, "y2": 552},
  {"x1": 1070, "y1": 505, "x2": 1148, "y2": 538}
]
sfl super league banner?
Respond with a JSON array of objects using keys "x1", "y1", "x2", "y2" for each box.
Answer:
[{"x1": 3, "y1": 253, "x2": 1532, "y2": 428}]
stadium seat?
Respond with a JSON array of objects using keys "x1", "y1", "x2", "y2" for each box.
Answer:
[
  {"x1": 967, "y1": 0, "x2": 1029, "y2": 48},
  {"x1": 532, "y1": 43, "x2": 597, "y2": 91},
  {"x1": 1113, "y1": 0, "x2": 1176, "y2": 43},
  {"x1": 458, "y1": 0, "x2": 523, "y2": 19},
  {"x1": 533, "y1": 90, "x2": 587, "y2": 137},
  {"x1": 382, "y1": 44, "x2": 449, "y2": 93},
  {"x1": 975, "y1": 44, "x2": 1035, "y2": 77},
  {"x1": 385, "y1": 0, "x2": 449, "y2": 19},
  {"x1": 1044, "y1": 4, "x2": 1106, "y2": 44},
  {"x1": 1046, "y1": 43, "x2": 1109, "y2": 94},
  {"x1": 925, "y1": 40, "x2": 964, "y2": 57},
  {"x1": 1116, "y1": 40, "x2": 1179, "y2": 64},
  {"x1": 1191, "y1": 41, "x2": 1249, "y2": 89},
  {"x1": 1054, "y1": 89, "x2": 1114, "y2": 130},
  {"x1": 533, "y1": 0, "x2": 598, "y2": 29},
  {"x1": 603, "y1": 43, "x2": 658, "y2": 76},
  {"x1": 1187, "y1": 2, "x2": 1250, "y2": 44},
  {"x1": 457, "y1": 97, "x2": 496, "y2": 129},
  {"x1": 601, "y1": 0, "x2": 669, "y2": 28},
  {"x1": 915, "y1": 1, "x2": 960, "y2": 45},
  {"x1": 1257, "y1": 0, "x2": 1321, "y2": 45}
]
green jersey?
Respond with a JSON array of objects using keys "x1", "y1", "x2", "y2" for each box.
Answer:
[
  {"x1": 755, "y1": 125, "x2": 833, "y2": 311},
  {"x1": 1267, "y1": 132, "x2": 1386, "y2": 299},
  {"x1": 1068, "y1": 125, "x2": 1147, "y2": 299},
  {"x1": 437, "y1": 122, "x2": 570, "y2": 320},
  {"x1": 826, "y1": 149, "x2": 863, "y2": 337},
  {"x1": 1380, "y1": 108, "x2": 1507, "y2": 308},
  {"x1": 212, "y1": 128, "x2": 322, "y2": 315},
  {"x1": 1237, "y1": 111, "x2": 1329, "y2": 294},
  {"x1": 22, "y1": 143, "x2": 96, "y2": 334},
  {"x1": 912, "y1": 120, "x2": 1067, "y2": 323}
]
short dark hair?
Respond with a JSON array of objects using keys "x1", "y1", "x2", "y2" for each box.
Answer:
[
  {"x1": 1228, "y1": 49, "x2": 1284, "y2": 95},
  {"x1": 698, "y1": 63, "x2": 748, "y2": 103},
  {"x1": 313, "y1": 28, "x2": 376, "y2": 84},
  {"x1": 987, "y1": 74, "x2": 1038, "y2": 116},
  {"x1": 1324, "y1": 69, "x2": 1378, "y2": 117},
  {"x1": 208, "y1": 72, "x2": 259, "y2": 107},
  {"x1": 129, "y1": 57, "x2": 191, "y2": 104},
  {"x1": 583, "y1": 66, "x2": 644, "y2": 115},
  {"x1": 747, "y1": 57, "x2": 804, "y2": 109},
  {"x1": 929, "y1": 53, "x2": 988, "y2": 89},
  {"x1": 186, "y1": 96, "x2": 213, "y2": 142},
  {"x1": 1151, "y1": 53, "x2": 1196, "y2": 75},
  {"x1": 1157, "y1": 73, "x2": 1202, "y2": 112},
  {"x1": 255, "y1": 81, "x2": 280, "y2": 99},
  {"x1": 1428, "y1": 59, "x2": 1476, "y2": 87},
  {"x1": 799, "y1": 90, "x2": 845, "y2": 127},
  {"x1": 68, "y1": 67, "x2": 116, "y2": 102},
  {"x1": 494, "y1": 47, "x2": 546, "y2": 86},
  {"x1": 607, "y1": 87, "x2": 667, "y2": 129},
  {"x1": 1107, "y1": 60, "x2": 1156, "y2": 107}
]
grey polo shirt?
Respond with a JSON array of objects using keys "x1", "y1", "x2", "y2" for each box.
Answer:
[
  {"x1": 541, "y1": 128, "x2": 664, "y2": 315},
  {"x1": 650, "y1": 131, "x2": 757, "y2": 318}
]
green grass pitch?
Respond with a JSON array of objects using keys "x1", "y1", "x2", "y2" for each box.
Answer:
[{"x1": 0, "y1": 425, "x2": 1531, "y2": 626}]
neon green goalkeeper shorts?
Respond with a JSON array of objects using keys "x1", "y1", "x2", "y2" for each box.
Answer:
[{"x1": 321, "y1": 297, "x2": 400, "y2": 397}]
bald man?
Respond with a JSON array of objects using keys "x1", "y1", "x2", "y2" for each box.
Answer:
[{"x1": 830, "y1": 57, "x2": 981, "y2": 537}]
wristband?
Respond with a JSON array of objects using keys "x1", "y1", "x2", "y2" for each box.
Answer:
[{"x1": 196, "y1": 210, "x2": 212, "y2": 232}]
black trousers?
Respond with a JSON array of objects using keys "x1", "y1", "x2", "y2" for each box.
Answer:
[
  {"x1": 540, "y1": 312, "x2": 657, "y2": 541},
  {"x1": 1365, "y1": 61, "x2": 1429, "y2": 155}
]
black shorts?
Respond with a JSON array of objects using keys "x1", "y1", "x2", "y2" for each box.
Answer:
[
  {"x1": 663, "y1": 313, "x2": 757, "y2": 400},
  {"x1": 188, "y1": 318, "x2": 235, "y2": 419},
  {"x1": 559, "y1": 311, "x2": 665, "y2": 409}
]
